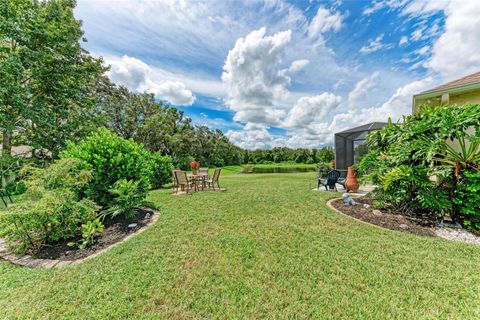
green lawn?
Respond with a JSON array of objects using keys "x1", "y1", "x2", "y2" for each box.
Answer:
[{"x1": 1, "y1": 172, "x2": 480, "y2": 319}]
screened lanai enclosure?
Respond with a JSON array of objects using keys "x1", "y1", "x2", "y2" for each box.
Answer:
[{"x1": 334, "y1": 122, "x2": 387, "y2": 176}]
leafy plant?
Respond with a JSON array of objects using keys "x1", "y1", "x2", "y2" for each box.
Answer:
[
  {"x1": 105, "y1": 179, "x2": 145, "y2": 219},
  {"x1": 0, "y1": 156, "x2": 27, "y2": 196},
  {"x1": 0, "y1": 158, "x2": 98, "y2": 253},
  {"x1": 355, "y1": 149, "x2": 381, "y2": 184},
  {"x1": 434, "y1": 134, "x2": 480, "y2": 180},
  {"x1": 453, "y1": 170, "x2": 480, "y2": 231},
  {"x1": 68, "y1": 218, "x2": 104, "y2": 250},
  {"x1": 357, "y1": 104, "x2": 480, "y2": 227},
  {"x1": 63, "y1": 128, "x2": 153, "y2": 207}
]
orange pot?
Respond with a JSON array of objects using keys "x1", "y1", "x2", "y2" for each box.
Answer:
[
  {"x1": 189, "y1": 160, "x2": 200, "y2": 174},
  {"x1": 345, "y1": 166, "x2": 359, "y2": 193}
]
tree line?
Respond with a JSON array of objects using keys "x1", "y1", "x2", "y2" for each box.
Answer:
[{"x1": 0, "y1": 0, "x2": 333, "y2": 170}]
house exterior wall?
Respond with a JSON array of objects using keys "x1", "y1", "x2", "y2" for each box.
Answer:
[
  {"x1": 449, "y1": 91, "x2": 480, "y2": 105},
  {"x1": 413, "y1": 88, "x2": 480, "y2": 113}
]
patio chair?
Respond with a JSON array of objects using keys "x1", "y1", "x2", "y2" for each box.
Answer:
[
  {"x1": 174, "y1": 170, "x2": 197, "y2": 194},
  {"x1": 172, "y1": 169, "x2": 180, "y2": 193},
  {"x1": 318, "y1": 170, "x2": 342, "y2": 191},
  {"x1": 197, "y1": 167, "x2": 209, "y2": 189},
  {"x1": 207, "y1": 168, "x2": 221, "y2": 190}
]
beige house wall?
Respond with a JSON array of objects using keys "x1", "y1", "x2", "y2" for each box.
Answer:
[
  {"x1": 413, "y1": 87, "x2": 480, "y2": 113},
  {"x1": 449, "y1": 91, "x2": 480, "y2": 105}
]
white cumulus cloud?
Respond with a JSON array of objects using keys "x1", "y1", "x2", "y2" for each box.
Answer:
[
  {"x1": 144, "y1": 80, "x2": 196, "y2": 106},
  {"x1": 329, "y1": 76, "x2": 434, "y2": 134},
  {"x1": 222, "y1": 27, "x2": 292, "y2": 125},
  {"x1": 423, "y1": 0, "x2": 480, "y2": 80},
  {"x1": 371, "y1": 0, "x2": 480, "y2": 81},
  {"x1": 107, "y1": 55, "x2": 195, "y2": 106},
  {"x1": 226, "y1": 123, "x2": 283, "y2": 149},
  {"x1": 108, "y1": 55, "x2": 151, "y2": 89},
  {"x1": 283, "y1": 93, "x2": 341, "y2": 128}
]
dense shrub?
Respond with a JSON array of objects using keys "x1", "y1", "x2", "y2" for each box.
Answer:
[
  {"x1": 453, "y1": 170, "x2": 480, "y2": 231},
  {"x1": 0, "y1": 158, "x2": 98, "y2": 253},
  {"x1": 149, "y1": 152, "x2": 174, "y2": 188},
  {"x1": 63, "y1": 129, "x2": 153, "y2": 207},
  {"x1": 357, "y1": 104, "x2": 480, "y2": 227}
]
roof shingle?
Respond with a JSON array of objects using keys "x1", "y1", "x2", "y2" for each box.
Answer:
[{"x1": 418, "y1": 71, "x2": 480, "y2": 95}]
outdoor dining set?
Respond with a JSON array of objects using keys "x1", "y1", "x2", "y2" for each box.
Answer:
[{"x1": 172, "y1": 167, "x2": 222, "y2": 194}]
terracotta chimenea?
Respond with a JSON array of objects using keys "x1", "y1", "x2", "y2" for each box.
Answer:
[
  {"x1": 189, "y1": 159, "x2": 200, "y2": 175},
  {"x1": 345, "y1": 166, "x2": 359, "y2": 193}
]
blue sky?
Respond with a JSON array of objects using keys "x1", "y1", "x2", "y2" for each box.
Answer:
[{"x1": 75, "y1": 0, "x2": 480, "y2": 149}]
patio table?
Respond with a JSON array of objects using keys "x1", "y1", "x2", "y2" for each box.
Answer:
[{"x1": 187, "y1": 173, "x2": 209, "y2": 191}]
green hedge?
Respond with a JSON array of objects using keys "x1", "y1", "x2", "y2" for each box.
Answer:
[
  {"x1": 149, "y1": 152, "x2": 174, "y2": 189},
  {"x1": 63, "y1": 128, "x2": 153, "y2": 207}
]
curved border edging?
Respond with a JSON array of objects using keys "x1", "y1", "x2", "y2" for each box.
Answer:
[
  {"x1": 327, "y1": 198, "x2": 480, "y2": 246},
  {"x1": 0, "y1": 207, "x2": 160, "y2": 269},
  {"x1": 326, "y1": 198, "x2": 392, "y2": 232}
]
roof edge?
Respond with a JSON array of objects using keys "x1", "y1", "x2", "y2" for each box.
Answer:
[{"x1": 414, "y1": 80, "x2": 480, "y2": 99}]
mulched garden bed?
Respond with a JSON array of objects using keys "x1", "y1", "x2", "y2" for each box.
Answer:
[
  {"x1": 331, "y1": 196, "x2": 436, "y2": 237},
  {"x1": 33, "y1": 207, "x2": 156, "y2": 261}
]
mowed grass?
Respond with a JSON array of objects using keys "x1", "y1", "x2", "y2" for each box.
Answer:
[{"x1": 1, "y1": 172, "x2": 480, "y2": 319}]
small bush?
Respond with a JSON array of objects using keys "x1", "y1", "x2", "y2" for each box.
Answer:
[
  {"x1": 317, "y1": 162, "x2": 331, "y2": 177},
  {"x1": 0, "y1": 158, "x2": 98, "y2": 253},
  {"x1": 63, "y1": 128, "x2": 153, "y2": 207},
  {"x1": 149, "y1": 152, "x2": 174, "y2": 188},
  {"x1": 105, "y1": 179, "x2": 145, "y2": 219},
  {"x1": 69, "y1": 218, "x2": 104, "y2": 250}
]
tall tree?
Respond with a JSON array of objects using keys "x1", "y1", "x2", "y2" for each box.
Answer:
[
  {"x1": 0, "y1": 0, "x2": 105, "y2": 158},
  {"x1": 97, "y1": 80, "x2": 244, "y2": 169}
]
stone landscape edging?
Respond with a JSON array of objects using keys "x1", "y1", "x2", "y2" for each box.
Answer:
[{"x1": 0, "y1": 207, "x2": 159, "y2": 269}]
